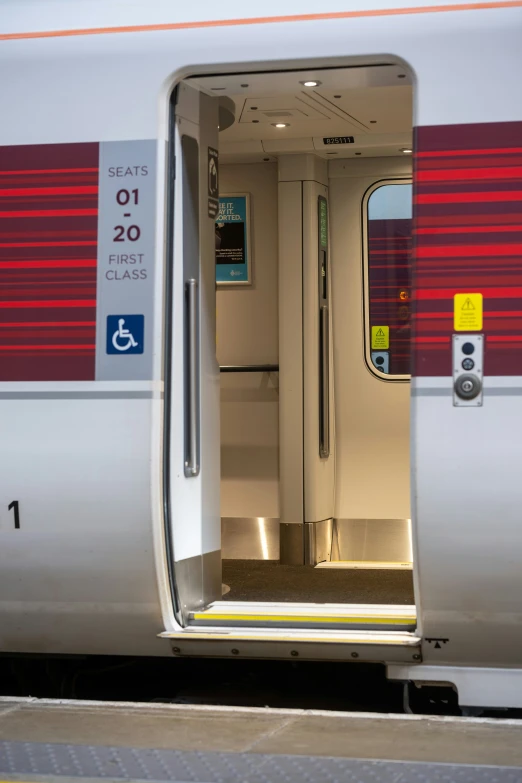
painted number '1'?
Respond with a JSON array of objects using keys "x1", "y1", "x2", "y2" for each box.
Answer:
[{"x1": 8, "y1": 500, "x2": 20, "y2": 529}]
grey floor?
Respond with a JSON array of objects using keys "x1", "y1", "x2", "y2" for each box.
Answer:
[
  {"x1": 1, "y1": 697, "x2": 522, "y2": 783},
  {"x1": 222, "y1": 560, "x2": 414, "y2": 603}
]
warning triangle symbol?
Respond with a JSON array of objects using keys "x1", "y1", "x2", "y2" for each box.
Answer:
[
  {"x1": 376, "y1": 328, "x2": 385, "y2": 337},
  {"x1": 462, "y1": 298, "x2": 475, "y2": 311}
]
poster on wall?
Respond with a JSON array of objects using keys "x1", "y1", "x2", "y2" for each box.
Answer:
[{"x1": 215, "y1": 193, "x2": 252, "y2": 285}]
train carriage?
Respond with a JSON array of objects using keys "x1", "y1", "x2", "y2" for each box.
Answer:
[{"x1": 0, "y1": 0, "x2": 522, "y2": 711}]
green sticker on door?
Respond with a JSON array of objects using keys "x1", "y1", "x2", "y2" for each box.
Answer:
[
  {"x1": 371, "y1": 326, "x2": 389, "y2": 350},
  {"x1": 319, "y1": 197, "x2": 328, "y2": 248}
]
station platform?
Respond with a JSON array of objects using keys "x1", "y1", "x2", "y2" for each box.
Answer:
[{"x1": 1, "y1": 696, "x2": 522, "y2": 783}]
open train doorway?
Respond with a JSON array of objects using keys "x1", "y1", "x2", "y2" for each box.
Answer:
[{"x1": 167, "y1": 62, "x2": 415, "y2": 632}]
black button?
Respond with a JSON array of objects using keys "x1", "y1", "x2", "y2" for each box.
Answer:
[
  {"x1": 462, "y1": 342, "x2": 475, "y2": 355},
  {"x1": 375, "y1": 356, "x2": 384, "y2": 365},
  {"x1": 462, "y1": 358, "x2": 474, "y2": 370}
]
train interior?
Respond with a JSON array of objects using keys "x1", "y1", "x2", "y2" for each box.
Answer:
[{"x1": 179, "y1": 64, "x2": 415, "y2": 631}]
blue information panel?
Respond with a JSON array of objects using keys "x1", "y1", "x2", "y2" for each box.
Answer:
[{"x1": 215, "y1": 194, "x2": 251, "y2": 285}]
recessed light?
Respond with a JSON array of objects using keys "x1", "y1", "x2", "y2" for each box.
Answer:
[
  {"x1": 400, "y1": 147, "x2": 412, "y2": 154},
  {"x1": 398, "y1": 74, "x2": 406, "y2": 79},
  {"x1": 273, "y1": 123, "x2": 289, "y2": 128},
  {"x1": 334, "y1": 94, "x2": 342, "y2": 99},
  {"x1": 211, "y1": 87, "x2": 226, "y2": 91},
  {"x1": 300, "y1": 80, "x2": 321, "y2": 87}
]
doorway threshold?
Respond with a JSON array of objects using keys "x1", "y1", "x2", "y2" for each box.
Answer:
[
  {"x1": 189, "y1": 601, "x2": 416, "y2": 631},
  {"x1": 316, "y1": 560, "x2": 412, "y2": 570}
]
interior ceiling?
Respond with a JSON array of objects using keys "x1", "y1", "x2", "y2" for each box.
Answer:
[{"x1": 189, "y1": 65, "x2": 413, "y2": 164}]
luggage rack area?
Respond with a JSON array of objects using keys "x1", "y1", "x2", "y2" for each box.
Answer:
[{"x1": 0, "y1": 697, "x2": 521, "y2": 783}]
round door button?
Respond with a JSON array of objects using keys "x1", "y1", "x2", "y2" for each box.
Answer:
[
  {"x1": 462, "y1": 358, "x2": 475, "y2": 371},
  {"x1": 462, "y1": 342, "x2": 475, "y2": 355},
  {"x1": 455, "y1": 373, "x2": 482, "y2": 400}
]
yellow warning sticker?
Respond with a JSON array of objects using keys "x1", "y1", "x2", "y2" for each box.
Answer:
[
  {"x1": 372, "y1": 326, "x2": 389, "y2": 350},
  {"x1": 454, "y1": 293, "x2": 483, "y2": 331}
]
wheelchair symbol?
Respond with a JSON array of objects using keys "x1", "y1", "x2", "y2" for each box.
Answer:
[
  {"x1": 112, "y1": 318, "x2": 138, "y2": 352},
  {"x1": 106, "y1": 314, "x2": 144, "y2": 355}
]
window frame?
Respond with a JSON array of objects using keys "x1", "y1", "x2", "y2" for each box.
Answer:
[{"x1": 362, "y1": 177, "x2": 413, "y2": 383}]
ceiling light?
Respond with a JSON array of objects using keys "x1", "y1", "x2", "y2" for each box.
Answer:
[
  {"x1": 400, "y1": 147, "x2": 412, "y2": 154},
  {"x1": 273, "y1": 123, "x2": 289, "y2": 128},
  {"x1": 300, "y1": 80, "x2": 321, "y2": 87}
]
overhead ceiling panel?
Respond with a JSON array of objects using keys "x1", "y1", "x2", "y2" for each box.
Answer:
[
  {"x1": 188, "y1": 65, "x2": 413, "y2": 160},
  {"x1": 312, "y1": 86, "x2": 412, "y2": 133},
  {"x1": 239, "y1": 96, "x2": 329, "y2": 124}
]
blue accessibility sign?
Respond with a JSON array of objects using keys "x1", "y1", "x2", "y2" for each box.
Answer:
[{"x1": 106, "y1": 315, "x2": 144, "y2": 355}]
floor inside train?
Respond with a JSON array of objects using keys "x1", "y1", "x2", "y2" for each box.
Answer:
[{"x1": 222, "y1": 560, "x2": 414, "y2": 604}]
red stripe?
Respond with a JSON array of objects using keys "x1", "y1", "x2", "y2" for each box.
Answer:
[
  {"x1": 0, "y1": 186, "x2": 98, "y2": 197},
  {"x1": 0, "y1": 321, "x2": 96, "y2": 327},
  {"x1": 487, "y1": 335, "x2": 522, "y2": 342},
  {"x1": 415, "y1": 225, "x2": 522, "y2": 235},
  {"x1": 0, "y1": 209, "x2": 98, "y2": 218},
  {"x1": 416, "y1": 191, "x2": 522, "y2": 204},
  {"x1": 415, "y1": 336, "x2": 450, "y2": 343},
  {"x1": 417, "y1": 287, "x2": 522, "y2": 300},
  {"x1": 417, "y1": 166, "x2": 522, "y2": 182},
  {"x1": 415, "y1": 310, "x2": 522, "y2": 319},
  {"x1": 0, "y1": 259, "x2": 97, "y2": 269},
  {"x1": 370, "y1": 265, "x2": 410, "y2": 269},
  {"x1": 416, "y1": 243, "x2": 522, "y2": 258},
  {"x1": 0, "y1": 168, "x2": 98, "y2": 176},
  {"x1": 416, "y1": 148, "x2": 522, "y2": 158},
  {"x1": 0, "y1": 241, "x2": 97, "y2": 247},
  {"x1": 417, "y1": 214, "x2": 522, "y2": 226},
  {"x1": 0, "y1": 345, "x2": 95, "y2": 351},
  {"x1": 0, "y1": 300, "x2": 96, "y2": 309}
]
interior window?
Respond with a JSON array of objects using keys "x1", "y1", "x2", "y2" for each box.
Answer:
[{"x1": 365, "y1": 181, "x2": 412, "y2": 378}]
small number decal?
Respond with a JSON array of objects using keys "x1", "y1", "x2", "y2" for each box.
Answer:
[
  {"x1": 8, "y1": 500, "x2": 20, "y2": 529},
  {"x1": 113, "y1": 225, "x2": 141, "y2": 242},
  {"x1": 116, "y1": 189, "x2": 139, "y2": 206}
]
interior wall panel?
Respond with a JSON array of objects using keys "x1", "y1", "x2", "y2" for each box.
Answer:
[{"x1": 217, "y1": 162, "x2": 279, "y2": 518}]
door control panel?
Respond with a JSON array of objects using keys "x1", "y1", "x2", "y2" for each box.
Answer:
[
  {"x1": 371, "y1": 351, "x2": 389, "y2": 374},
  {"x1": 453, "y1": 334, "x2": 483, "y2": 407}
]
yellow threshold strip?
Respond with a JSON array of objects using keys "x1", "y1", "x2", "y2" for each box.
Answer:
[{"x1": 192, "y1": 613, "x2": 415, "y2": 625}]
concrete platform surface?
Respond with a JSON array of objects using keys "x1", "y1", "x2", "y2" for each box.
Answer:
[{"x1": 0, "y1": 697, "x2": 522, "y2": 782}]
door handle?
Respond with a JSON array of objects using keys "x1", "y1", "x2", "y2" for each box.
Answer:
[
  {"x1": 184, "y1": 278, "x2": 200, "y2": 477},
  {"x1": 319, "y1": 304, "x2": 330, "y2": 458}
]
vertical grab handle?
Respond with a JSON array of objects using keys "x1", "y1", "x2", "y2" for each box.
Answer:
[
  {"x1": 319, "y1": 304, "x2": 330, "y2": 458},
  {"x1": 184, "y1": 278, "x2": 200, "y2": 477}
]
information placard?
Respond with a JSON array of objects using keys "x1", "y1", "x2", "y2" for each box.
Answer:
[
  {"x1": 215, "y1": 194, "x2": 251, "y2": 285},
  {"x1": 96, "y1": 140, "x2": 157, "y2": 380}
]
